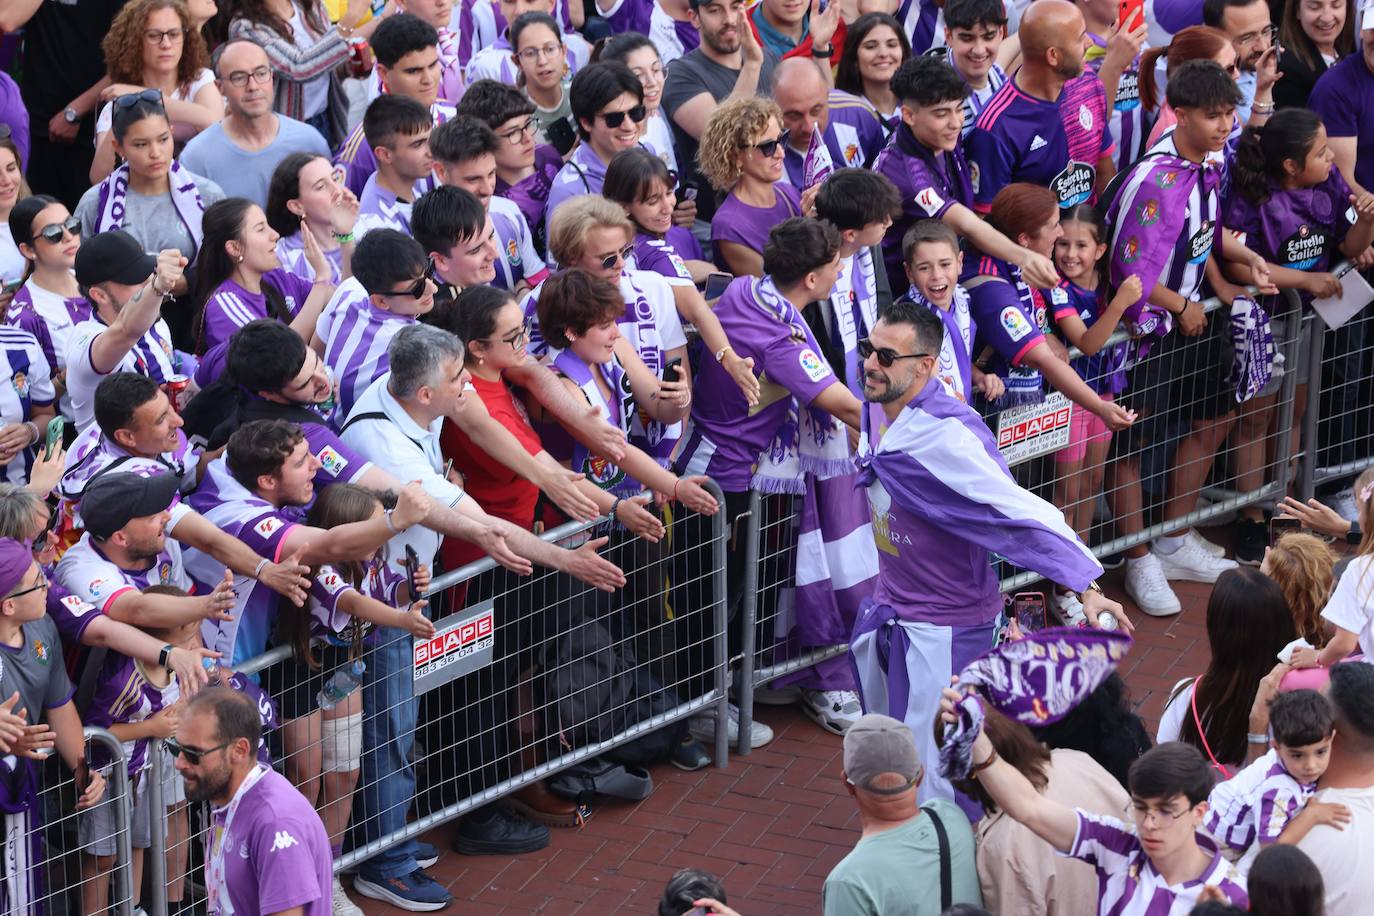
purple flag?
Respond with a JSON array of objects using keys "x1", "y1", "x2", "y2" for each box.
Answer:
[{"x1": 803, "y1": 125, "x2": 835, "y2": 191}]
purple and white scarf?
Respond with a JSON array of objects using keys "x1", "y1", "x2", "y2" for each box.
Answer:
[
  {"x1": 93, "y1": 161, "x2": 206, "y2": 257},
  {"x1": 1226, "y1": 294, "x2": 1278, "y2": 403},
  {"x1": 550, "y1": 347, "x2": 640, "y2": 497}
]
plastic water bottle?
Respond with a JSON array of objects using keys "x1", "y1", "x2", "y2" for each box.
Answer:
[{"x1": 317, "y1": 660, "x2": 366, "y2": 710}]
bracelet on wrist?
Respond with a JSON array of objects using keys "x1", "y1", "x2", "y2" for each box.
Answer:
[
  {"x1": 970, "y1": 747, "x2": 1000, "y2": 777},
  {"x1": 25, "y1": 422, "x2": 39, "y2": 445},
  {"x1": 812, "y1": 44, "x2": 834, "y2": 57},
  {"x1": 609, "y1": 496, "x2": 623, "y2": 521},
  {"x1": 384, "y1": 508, "x2": 399, "y2": 533},
  {"x1": 333, "y1": 231, "x2": 355, "y2": 244},
  {"x1": 252, "y1": 557, "x2": 269, "y2": 579},
  {"x1": 1247, "y1": 732, "x2": 1270, "y2": 745}
]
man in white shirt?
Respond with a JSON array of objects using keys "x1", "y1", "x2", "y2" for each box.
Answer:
[{"x1": 1298, "y1": 661, "x2": 1374, "y2": 916}]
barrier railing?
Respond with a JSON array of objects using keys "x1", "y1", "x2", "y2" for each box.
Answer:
[{"x1": 123, "y1": 482, "x2": 728, "y2": 913}]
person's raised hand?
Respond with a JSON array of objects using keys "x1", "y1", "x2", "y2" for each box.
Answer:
[
  {"x1": 739, "y1": 7, "x2": 764, "y2": 68},
  {"x1": 1103, "y1": 18, "x2": 1148, "y2": 72},
  {"x1": 1017, "y1": 250, "x2": 1060, "y2": 290},
  {"x1": 167, "y1": 646, "x2": 220, "y2": 695},
  {"x1": 723, "y1": 351, "x2": 760, "y2": 406},
  {"x1": 393, "y1": 480, "x2": 433, "y2": 529},
  {"x1": 202, "y1": 569, "x2": 237, "y2": 622},
  {"x1": 809, "y1": 0, "x2": 841, "y2": 53},
  {"x1": 673, "y1": 476, "x2": 720, "y2": 515},
  {"x1": 616, "y1": 495, "x2": 665, "y2": 542},
  {"x1": 403, "y1": 600, "x2": 437, "y2": 638},
  {"x1": 562, "y1": 537, "x2": 626, "y2": 592},
  {"x1": 0, "y1": 693, "x2": 26, "y2": 752},
  {"x1": 261, "y1": 549, "x2": 311, "y2": 607},
  {"x1": 538, "y1": 467, "x2": 600, "y2": 523},
  {"x1": 1276, "y1": 495, "x2": 1352, "y2": 538}
]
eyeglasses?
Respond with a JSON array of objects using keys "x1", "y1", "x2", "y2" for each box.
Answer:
[
  {"x1": 383, "y1": 260, "x2": 436, "y2": 299},
  {"x1": 599, "y1": 244, "x2": 634, "y2": 271},
  {"x1": 490, "y1": 323, "x2": 529, "y2": 348},
  {"x1": 741, "y1": 131, "x2": 789, "y2": 158},
  {"x1": 38, "y1": 216, "x2": 81, "y2": 245},
  {"x1": 114, "y1": 88, "x2": 164, "y2": 110},
  {"x1": 858, "y1": 338, "x2": 931, "y2": 367},
  {"x1": 145, "y1": 26, "x2": 187, "y2": 44},
  {"x1": 1125, "y1": 800, "x2": 1191, "y2": 828},
  {"x1": 517, "y1": 43, "x2": 563, "y2": 63},
  {"x1": 224, "y1": 65, "x2": 273, "y2": 88},
  {"x1": 497, "y1": 117, "x2": 536, "y2": 145},
  {"x1": 5, "y1": 570, "x2": 48, "y2": 600},
  {"x1": 1232, "y1": 23, "x2": 1278, "y2": 47},
  {"x1": 598, "y1": 105, "x2": 647, "y2": 129},
  {"x1": 165, "y1": 738, "x2": 232, "y2": 766}
]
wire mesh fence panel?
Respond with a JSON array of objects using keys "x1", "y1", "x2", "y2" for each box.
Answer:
[
  {"x1": 1300, "y1": 297, "x2": 1374, "y2": 497},
  {"x1": 143, "y1": 483, "x2": 729, "y2": 913}
]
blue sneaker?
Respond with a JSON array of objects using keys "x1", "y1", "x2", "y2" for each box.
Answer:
[
  {"x1": 353, "y1": 869, "x2": 452, "y2": 912},
  {"x1": 415, "y1": 841, "x2": 440, "y2": 869}
]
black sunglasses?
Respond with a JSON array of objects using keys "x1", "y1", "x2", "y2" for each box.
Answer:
[
  {"x1": 165, "y1": 737, "x2": 232, "y2": 766},
  {"x1": 114, "y1": 88, "x2": 164, "y2": 109},
  {"x1": 600, "y1": 244, "x2": 634, "y2": 271},
  {"x1": 383, "y1": 259, "x2": 435, "y2": 299},
  {"x1": 741, "y1": 131, "x2": 789, "y2": 158},
  {"x1": 858, "y1": 338, "x2": 931, "y2": 367},
  {"x1": 38, "y1": 216, "x2": 81, "y2": 245},
  {"x1": 599, "y1": 105, "x2": 647, "y2": 129}
]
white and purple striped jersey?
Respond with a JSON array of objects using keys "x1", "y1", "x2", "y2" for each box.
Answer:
[
  {"x1": 6, "y1": 280, "x2": 92, "y2": 378},
  {"x1": 1207, "y1": 748, "x2": 1315, "y2": 855},
  {"x1": 55, "y1": 532, "x2": 194, "y2": 617},
  {"x1": 355, "y1": 173, "x2": 414, "y2": 240},
  {"x1": 58, "y1": 424, "x2": 199, "y2": 527},
  {"x1": 323, "y1": 296, "x2": 417, "y2": 423},
  {"x1": 309, "y1": 555, "x2": 406, "y2": 647},
  {"x1": 0, "y1": 325, "x2": 54, "y2": 485},
  {"x1": 1063, "y1": 810, "x2": 1249, "y2": 914},
  {"x1": 184, "y1": 458, "x2": 300, "y2": 666},
  {"x1": 64, "y1": 316, "x2": 178, "y2": 432},
  {"x1": 489, "y1": 195, "x2": 548, "y2": 293},
  {"x1": 85, "y1": 654, "x2": 179, "y2": 776},
  {"x1": 276, "y1": 233, "x2": 344, "y2": 285}
]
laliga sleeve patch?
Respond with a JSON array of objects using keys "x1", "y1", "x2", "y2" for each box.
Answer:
[
  {"x1": 61, "y1": 594, "x2": 95, "y2": 617},
  {"x1": 317, "y1": 445, "x2": 349, "y2": 477},
  {"x1": 1000, "y1": 306, "x2": 1033, "y2": 342},
  {"x1": 318, "y1": 570, "x2": 349, "y2": 595},
  {"x1": 798, "y1": 348, "x2": 829, "y2": 382},
  {"x1": 254, "y1": 516, "x2": 284, "y2": 538},
  {"x1": 915, "y1": 187, "x2": 946, "y2": 217}
]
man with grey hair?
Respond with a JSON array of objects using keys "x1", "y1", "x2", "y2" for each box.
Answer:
[
  {"x1": 178, "y1": 39, "x2": 329, "y2": 206},
  {"x1": 823, "y1": 713, "x2": 982, "y2": 915},
  {"x1": 339, "y1": 323, "x2": 625, "y2": 908}
]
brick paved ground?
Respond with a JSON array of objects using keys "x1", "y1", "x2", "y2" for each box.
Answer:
[{"x1": 356, "y1": 541, "x2": 1226, "y2": 914}]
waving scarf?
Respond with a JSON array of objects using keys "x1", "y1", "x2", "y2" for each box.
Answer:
[
  {"x1": 803, "y1": 125, "x2": 835, "y2": 191},
  {"x1": 93, "y1": 161, "x2": 206, "y2": 256}
]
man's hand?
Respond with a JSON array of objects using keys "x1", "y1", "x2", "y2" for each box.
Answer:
[
  {"x1": 559, "y1": 536, "x2": 626, "y2": 592},
  {"x1": 1095, "y1": 400, "x2": 1137, "y2": 432},
  {"x1": 48, "y1": 110, "x2": 80, "y2": 144},
  {"x1": 579, "y1": 403, "x2": 627, "y2": 462},
  {"x1": 0, "y1": 693, "x2": 26, "y2": 752},
  {"x1": 723, "y1": 351, "x2": 760, "y2": 406},
  {"x1": 616, "y1": 495, "x2": 665, "y2": 542},
  {"x1": 1276, "y1": 496, "x2": 1352, "y2": 538},
  {"x1": 167, "y1": 647, "x2": 219, "y2": 695},
  {"x1": 393, "y1": 480, "x2": 433, "y2": 529},
  {"x1": 1083, "y1": 588, "x2": 1133, "y2": 635},
  {"x1": 809, "y1": 0, "x2": 841, "y2": 53},
  {"x1": 152, "y1": 249, "x2": 188, "y2": 296},
  {"x1": 973, "y1": 371, "x2": 1005, "y2": 402},
  {"x1": 739, "y1": 7, "x2": 764, "y2": 68},
  {"x1": 1177, "y1": 300, "x2": 1207, "y2": 336},
  {"x1": 1102, "y1": 19, "x2": 1148, "y2": 72},
  {"x1": 201, "y1": 569, "x2": 237, "y2": 622},
  {"x1": 13, "y1": 718, "x2": 56, "y2": 759},
  {"x1": 473, "y1": 524, "x2": 534, "y2": 575},
  {"x1": 1016, "y1": 250, "x2": 1060, "y2": 290},
  {"x1": 1255, "y1": 42, "x2": 1281, "y2": 95},
  {"x1": 536, "y1": 467, "x2": 600, "y2": 522},
  {"x1": 259, "y1": 550, "x2": 311, "y2": 607}
]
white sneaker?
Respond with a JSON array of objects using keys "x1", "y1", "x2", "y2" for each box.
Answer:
[
  {"x1": 1331, "y1": 488, "x2": 1360, "y2": 523},
  {"x1": 689, "y1": 703, "x2": 774, "y2": 747},
  {"x1": 1125, "y1": 554, "x2": 1182, "y2": 617},
  {"x1": 1187, "y1": 530, "x2": 1226, "y2": 558},
  {"x1": 332, "y1": 876, "x2": 364, "y2": 916},
  {"x1": 1153, "y1": 539, "x2": 1237, "y2": 583},
  {"x1": 800, "y1": 689, "x2": 863, "y2": 735},
  {"x1": 1054, "y1": 592, "x2": 1087, "y2": 627}
]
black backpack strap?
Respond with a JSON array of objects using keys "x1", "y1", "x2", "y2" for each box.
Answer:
[
  {"x1": 921, "y1": 803, "x2": 953, "y2": 910},
  {"x1": 337, "y1": 411, "x2": 389, "y2": 435}
]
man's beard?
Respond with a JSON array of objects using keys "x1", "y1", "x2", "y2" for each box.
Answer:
[{"x1": 183, "y1": 762, "x2": 232, "y2": 804}]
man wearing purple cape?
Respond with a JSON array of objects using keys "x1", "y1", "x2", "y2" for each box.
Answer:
[{"x1": 849, "y1": 300, "x2": 1129, "y2": 806}]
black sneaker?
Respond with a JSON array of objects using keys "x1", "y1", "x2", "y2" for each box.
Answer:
[
  {"x1": 1235, "y1": 518, "x2": 1267, "y2": 566},
  {"x1": 670, "y1": 736, "x2": 712, "y2": 771},
  {"x1": 1098, "y1": 552, "x2": 1126, "y2": 570},
  {"x1": 452, "y1": 807, "x2": 551, "y2": 856}
]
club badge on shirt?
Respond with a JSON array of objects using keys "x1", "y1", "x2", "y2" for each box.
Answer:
[
  {"x1": 10, "y1": 371, "x2": 27, "y2": 398},
  {"x1": 33, "y1": 638, "x2": 50, "y2": 666}
]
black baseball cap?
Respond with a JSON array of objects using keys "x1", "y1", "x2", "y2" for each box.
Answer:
[
  {"x1": 74, "y1": 230, "x2": 158, "y2": 287},
  {"x1": 81, "y1": 471, "x2": 181, "y2": 539}
]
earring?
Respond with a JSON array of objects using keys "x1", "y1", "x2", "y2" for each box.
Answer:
[
  {"x1": 237, "y1": 255, "x2": 244, "y2": 263},
  {"x1": 478, "y1": 357, "x2": 484, "y2": 365}
]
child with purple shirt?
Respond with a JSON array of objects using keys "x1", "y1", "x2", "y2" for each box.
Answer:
[
  {"x1": 942, "y1": 0, "x2": 1009, "y2": 139},
  {"x1": 604, "y1": 147, "x2": 712, "y2": 288},
  {"x1": 1208, "y1": 689, "x2": 1349, "y2": 870},
  {"x1": 940, "y1": 686, "x2": 1250, "y2": 916}
]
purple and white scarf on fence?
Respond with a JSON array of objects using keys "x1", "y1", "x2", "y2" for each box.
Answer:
[
  {"x1": 1226, "y1": 294, "x2": 1278, "y2": 403},
  {"x1": 939, "y1": 627, "x2": 1132, "y2": 780},
  {"x1": 93, "y1": 161, "x2": 206, "y2": 256}
]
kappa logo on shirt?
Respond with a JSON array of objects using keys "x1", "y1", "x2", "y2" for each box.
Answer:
[
  {"x1": 798, "y1": 348, "x2": 829, "y2": 383},
  {"x1": 269, "y1": 831, "x2": 299, "y2": 852},
  {"x1": 1029, "y1": 135, "x2": 1048, "y2": 151},
  {"x1": 255, "y1": 516, "x2": 284, "y2": 538},
  {"x1": 915, "y1": 187, "x2": 946, "y2": 217},
  {"x1": 317, "y1": 446, "x2": 349, "y2": 478},
  {"x1": 61, "y1": 594, "x2": 95, "y2": 618},
  {"x1": 1000, "y1": 306, "x2": 1033, "y2": 342}
]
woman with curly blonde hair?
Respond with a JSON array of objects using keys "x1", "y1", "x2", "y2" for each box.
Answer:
[
  {"x1": 700, "y1": 96, "x2": 801, "y2": 277},
  {"x1": 90, "y1": 0, "x2": 222, "y2": 182},
  {"x1": 1264, "y1": 531, "x2": 1337, "y2": 648}
]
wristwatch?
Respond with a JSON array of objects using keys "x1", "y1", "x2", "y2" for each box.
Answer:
[
  {"x1": 158, "y1": 643, "x2": 175, "y2": 670},
  {"x1": 63, "y1": 107, "x2": 79, "y2": 124}
]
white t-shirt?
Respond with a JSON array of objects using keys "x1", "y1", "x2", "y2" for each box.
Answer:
[
  {"x1": 644, "y1": 111, "x2": 677, "y2": 173},
  {"x1": 0, "y1": 224, "x2": 24, "y2": 285},
  {"x1": 1321, "y1": 554, "x2": 1374, "y2": 658},
  {"x1": 94, "y1": 70, "x2": 217, "y2": 142},
  {"x1": 1298, "y1": 783, "x2": 1374, "y2": 916},
  {"x1": 288, "y1": 6, "x2": 330, "y2": 119}
]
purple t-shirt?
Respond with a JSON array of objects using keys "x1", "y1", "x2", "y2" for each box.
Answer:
[
  {"x1": 675, "y1": 276, "x2": 837, "y2": 491},
  {"x1": 965, "y1": 253, "x2": 1047, "y2": 370},
  {"x1": 200, "y1": 271, "x2": 315, "y2": 354},
  {"x1": 495, "y1": 144, "x2": 562, "y2": 242},
  {"x1": 1053, "y1": 279, "x2": 1129, "y2": 395},
  {"x1": 966, "y1": 76, "x2": 1076, "y2": 211},
  {"x1": 0, "y1": 72, "x2": 29, "y2": 169},
  {"x1": 632, "y1": 227, "x2": 703, "y2": 287},
  {"x1": 213, "y1": 767, "x2": 332, "y2": 916},
  {"x1": 710, "y1": 183, "x2": 802, "y2": 268},
  {"x1": 874, "y1": 124, "x2": 974, "y2": 289},
  {"x1": 1310, "y1": 55, "x2": 1374, "y2": 195},
  {"x1": 1224, "y1": 169, "x2": 1355, "y2": 288}
]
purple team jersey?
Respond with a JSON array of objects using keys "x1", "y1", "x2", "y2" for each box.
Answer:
[
  {"x1": 631, "y1": 227, "x2": 703, "y2": 287},
  {"x1": 1224, "y1": 169, "x2": 1355, "y2": 297},
  {"x1": 201, "y1": 271, "x2": 315, "y2": 355},
  {"x1": 966, "y1": 75, "x2": 1090, "y2": 211},
  {"x1": 710, "y1": 183, "x2": 802, "y2": 268},
  {"x1": 874, "y1": 124, "x2": 975, "y2": 289},
  {"x1": 1054, "y1": 279, "x2": 1129, "y2": 395},
  {"x1": 1310, "y1": 55, "x2": 1374, "y2": 195},
  {"x1": 495, "y1": 144, "x2": 562, "y2": 239},
  {"x1": 780, "y1": 92, "x2": 888, "y2": 189}
]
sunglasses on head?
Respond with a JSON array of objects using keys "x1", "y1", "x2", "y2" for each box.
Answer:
[
  {"x1": 114, "y1": 88, "x2": 165, "y2": 109},
  {"x1": 742, "y1": 131, "x2": 789, "y2": 158},
  {"x1": 383, "y1": 259, "x2": 435, "y2": 299},
  {"x1": 599, "y1": 105, "x2": 647, "y2": 129},
  {"x1": 38, "y1": 216, "x2": 81, "y2": 245},
  {"x1": 600, "y1": 244, "x2": 634, "y2": 271},
  {"x1": 858, "y1": 338, "x2": 931, "y2": 367},
  {"x1": 165, "y1": 737, "x2": 231, "y2": 766}
]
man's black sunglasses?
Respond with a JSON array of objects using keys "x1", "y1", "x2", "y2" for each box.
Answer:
[
  {"x1": 599, "y1": 105, "x2": 647, "y2": 129},
  {"x1": 383, "y1": 259, "x2": 436, "y2": 299},
  {"x1": 165, "y1": 737, "x2": 232, "y2": 766},
  {"x1": 858, "y1": 338, "x2": 931, "y2": 368}
]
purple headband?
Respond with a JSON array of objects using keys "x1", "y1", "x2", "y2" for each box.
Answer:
[
  {"x1": 0, "y1": 538, "x2": 34, "y2": 598},
  {"x1": 939, "y1": 627, "x2": 1133, "y2": 781}
]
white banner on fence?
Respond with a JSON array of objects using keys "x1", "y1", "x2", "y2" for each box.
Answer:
[
  {"x1": 413, "y1": 600, "x2": 496, "y2": 693},
  {"x1": 996, "y1": 393, "x2": 1073, "y2": 466}
]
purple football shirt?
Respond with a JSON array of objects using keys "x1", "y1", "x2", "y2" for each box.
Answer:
[{"x1": 710, "y1": 183, "x2": 802, "y2": 267}]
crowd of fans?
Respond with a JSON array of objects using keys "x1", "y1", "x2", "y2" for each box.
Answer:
[{"x1": 2, "y1": 0, "x2": 1374, "y2": 912}]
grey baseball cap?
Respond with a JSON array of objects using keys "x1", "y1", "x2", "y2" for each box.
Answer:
[{"x1": 843, "y1": 713, "x2": 922, "y2": 795}]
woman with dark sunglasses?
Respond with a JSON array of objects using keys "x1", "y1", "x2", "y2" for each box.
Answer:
[
  {"x1": 7, "y1": 196, "x2": 92, "y2": 418},
  {"x1": 89, "y1": 0, "x2": 223, "y2": 184},
  {"x1": 698, "y1": 96, "x2": 801, "y2": 278},
  {"x1": 191, "y1": 196, "x2": 334, "y2": 354}
]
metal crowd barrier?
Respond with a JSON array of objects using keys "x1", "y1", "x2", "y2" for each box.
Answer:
[
  {"x1": 733, "y1": 286, "x2": 1332, "y2": 754},
  {"x1": 98, "y1": 482, "x2": 729, "y2": 914}
]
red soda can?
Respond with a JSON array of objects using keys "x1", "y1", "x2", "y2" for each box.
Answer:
[{"x1": 165, "y1": 374, "x2": 189, "y2": 413}]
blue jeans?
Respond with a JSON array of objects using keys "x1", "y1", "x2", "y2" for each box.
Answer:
[{"x1": 355, "y1": 627, "x2": 419, "y2": 881}]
